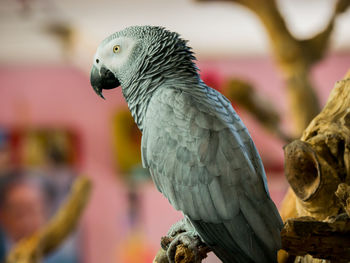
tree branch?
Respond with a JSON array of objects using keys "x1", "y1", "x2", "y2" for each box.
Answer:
[
  {"x1": 6, "y1": 176, "x2": 92, "y2": 263},
  {"x1": 196, "y1": 0, "x2": 350, "y2": 135},
  {"x1": 281, "y1": 216, "x2": 350, "y2": 262},
  {"x1": 223, "y1": 78, "x2": 293, "y2": 142}
]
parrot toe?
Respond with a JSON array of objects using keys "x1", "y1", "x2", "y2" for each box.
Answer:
[
  {"x1": 166, "y1": 230, "x2": 202, "y2": 263},
  {"x1": 167, "y1": 218, "x2": 194, "y2": 237}
]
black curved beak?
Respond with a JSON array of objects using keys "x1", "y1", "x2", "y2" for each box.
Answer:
[{"x1": 90, "y1": 65, "x2": 120, "y2": 99}]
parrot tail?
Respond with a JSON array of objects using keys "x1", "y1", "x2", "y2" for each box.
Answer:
[{"x1": 191, "y1": 219, "x2": 279, "y2": 263}]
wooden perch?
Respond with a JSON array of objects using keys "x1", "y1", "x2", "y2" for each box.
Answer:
[
  {"x1": 280, "y1": 73, "x2": 350, "y2": 263},
  {"x1": 281, "y1": 216, "x2": 350, "y2": 262},
  {"x1": 282, "y1": 74, "x2": 350, "y2": 221},
  {"x1": 280, "y1": 70, "x2": 350, "y2": 221},
  {"x1": 6, "y1": 176, "x2": 92, "y2": 263}
]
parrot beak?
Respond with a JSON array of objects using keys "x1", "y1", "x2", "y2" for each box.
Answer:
[{"x1": 90, "y1": 65, "x2": 120, "y2": 99}]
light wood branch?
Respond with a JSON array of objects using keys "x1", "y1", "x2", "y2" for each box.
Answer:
[
  {"x1": 6, "y1": 176, "x2": 92, "y2": 263},
  {"x1": 223, "y1": 78, "x2": 292, "y2": 142},
  {"x1": 196, "y1": 0, "x2": 350, "y2": 135}
]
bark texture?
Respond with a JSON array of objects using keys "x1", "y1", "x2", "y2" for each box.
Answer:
[
  {"x1": 280, "y1": 74, "x2": 350, "y2": 263},
  {"x1": 281, "y1": 216, "x2": 350, "y2": 262}
]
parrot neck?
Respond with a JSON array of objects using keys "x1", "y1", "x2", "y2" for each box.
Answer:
[
  {"x1": 123, "y1": 70, "x2": 200, "y2": 132},
  {"x1": 122, "y1": 36, "x2": 200, "y2": 131},
  {"x1": 122, "y1": 76, "x2": 158, "y2": 132}
]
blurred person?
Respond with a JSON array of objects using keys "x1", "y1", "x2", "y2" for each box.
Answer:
[
  {"x1": 0, "y1": 175, "x2": 47, "y2": 241},
  {"x1": 0, "y1": 173, "x2": 79, "y2": 263}
]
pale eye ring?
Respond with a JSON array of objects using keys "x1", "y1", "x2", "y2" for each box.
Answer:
[{"x1": 113, "y1": 45, "x2": 120, "y2": 53}]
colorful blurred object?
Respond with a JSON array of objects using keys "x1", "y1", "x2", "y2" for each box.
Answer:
[
  {"x1": 112, "y1": 110, "x2": 142, "y2": 175},
  {"x1": 0, "y1": 128, "x2": 79, "y2": 172},
  {"x1": 200, "y1": 70, "x2": 224, "y2": 92},
  {"x1": 0, "y1": 127, "x2": 81, "y2": 263},
  {"x1": 17, "y1": 129, "x2": 77, "y2": 168},
  {"x1": 116, "y1": 230, "x2": 155, "y2": 263}
]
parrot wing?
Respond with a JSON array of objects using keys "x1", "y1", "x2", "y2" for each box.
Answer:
[{"x1": 142, "y1": 85, "x2": 282, "y2": 263}]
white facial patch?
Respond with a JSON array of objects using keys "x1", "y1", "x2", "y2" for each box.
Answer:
[{"x1": 95, "y1": 37, "x2": 137, "y2": 74}]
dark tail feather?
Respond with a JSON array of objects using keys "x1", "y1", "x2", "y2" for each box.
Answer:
[
  {"x1": 191, "y1": 220, "x2": 254, "y2": 263},
  {"x1": 191, "y1": 218, "x2": 279, "y2": 263}
]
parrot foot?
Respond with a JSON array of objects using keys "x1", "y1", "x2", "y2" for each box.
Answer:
[
  {"x1": 159, "y1": 218, "x2": 211, "y2": 263},
  {"x1": 161, "y1": 218, "x2": 206, "y2": 263},
  {"x1": 166, "y1": 230, "x2": 202, "y2": 263},
  {"x1": 167, "y1": 218, "x2": 194, "y2": 237}
]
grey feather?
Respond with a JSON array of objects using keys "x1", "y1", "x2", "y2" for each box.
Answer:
[{"x1": 208, "y1": 177, "x2": 230, "y2": 219}]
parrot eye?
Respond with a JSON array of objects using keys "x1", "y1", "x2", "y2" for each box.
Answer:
[{"x1": 113, "y1": 45, "x2": 121, "y2": 53}]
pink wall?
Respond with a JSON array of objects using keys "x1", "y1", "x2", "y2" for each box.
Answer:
[
  {"x1": 0, "y1": 65, "x2": 129, "y2": 263},
  {"x1": 0, "y1": 53, "x2": 349, "y2": 263}
]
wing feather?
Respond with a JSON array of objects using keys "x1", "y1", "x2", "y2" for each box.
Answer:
[
  {"x1": 192, "y1": 184, "x2": 209, "y2": 220},
  {"x1": 208, "y1": 177, "x2": 231, "y2": 219}
]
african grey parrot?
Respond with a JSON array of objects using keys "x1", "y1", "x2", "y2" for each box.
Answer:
[{"x1": 90, "y1": 26, "x2": 283, "y2": 263}]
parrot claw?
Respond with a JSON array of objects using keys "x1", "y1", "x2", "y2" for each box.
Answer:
[
  {"x1": 167, "y1": 218, "x2": 193, "y2": 237},
  {"x1": 166, "y1": 231, "x2": 201, "y2": 263},
  {"x1": 164, "y1": 218, "x2": 203, "y2": 263}
]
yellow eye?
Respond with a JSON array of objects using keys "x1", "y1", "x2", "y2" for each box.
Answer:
[{"x1": 113, "y1": 45, "x2": 120, "y2": 53}]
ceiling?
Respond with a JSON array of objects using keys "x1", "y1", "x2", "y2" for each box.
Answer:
[{"x1": 0, "y1": 0, "x2": 349, "y2": 67}]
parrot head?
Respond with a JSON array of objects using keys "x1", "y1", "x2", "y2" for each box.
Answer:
[
  {"x1": 90, "y1": 28, "x2": 142, "y2": 99},
  {"x1": 90, "y1": 26, "x2": 197, "y2": 99}
]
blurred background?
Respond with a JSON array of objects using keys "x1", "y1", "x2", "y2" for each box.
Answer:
[{"x1": 0, "y1": 0, "x2": 349, "y2": 262}]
